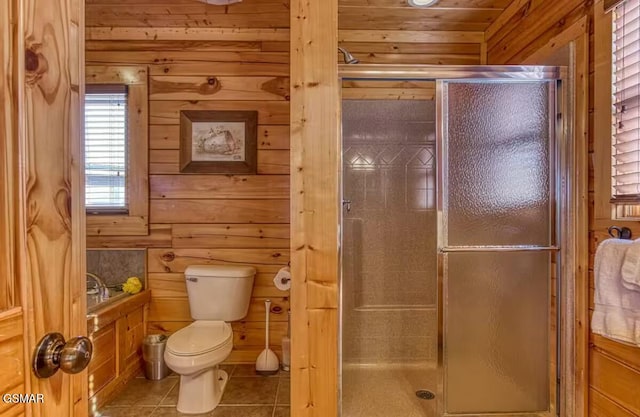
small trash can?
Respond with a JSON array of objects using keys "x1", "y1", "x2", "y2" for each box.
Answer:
[{"x1": 142, "y1": 334, "x2": 170, "y2": 380}]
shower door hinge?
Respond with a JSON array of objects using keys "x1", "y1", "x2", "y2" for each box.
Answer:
[{"x1": 342, "y1": 199, "x2": 352, "y2": 212}]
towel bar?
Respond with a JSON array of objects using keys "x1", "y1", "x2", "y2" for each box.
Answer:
[{"x1": 608, "y1": 226, "x2": 632, "y2": 239}]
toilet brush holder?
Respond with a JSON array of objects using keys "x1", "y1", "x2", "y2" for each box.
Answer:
[{"x1": 256, "y1": 299, "x2": 279, "y2": 375}]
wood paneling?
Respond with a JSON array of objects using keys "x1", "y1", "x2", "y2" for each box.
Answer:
[
  {"x1": 0, "y1": 309, "x2": 25, "y2": 417},
  {"x1": 86, "y1": 0, "x2": 497, "y2": 390},
  {"x1": 486, "y1": 2, "x2": 640, "y2": 417},
  {"x1": 0, "y1": 0, "x2": 17, "y2": 313},
  {"x1": 149, "y1": 175, "x2": 289, "y2": 199},
  {"x1": 336, "y1": 0, "x2": 490, "y2": 66},
  {"x1": 291, "y1": 1, "x2": 340, "y2": 416},
  {"x1": 171, "y1": 224, "x2": 290, "y2": 249},
  {"x1": 590, "y1": 350, "x2": 640, "y2": 415},
  {"x1": 87, "y1": 292, "x2": 149, "y2": 413},
  {"x1": 0, "y1": 4, "x2": 24, "y2": 417},
  {"x1": 86, "y1": 0, "x2": 293, "y2": 364},
  {"x1": 150, "y1": 199, "x2": 289, "y2": 224},
  {"x1": 19, "y1": 0, "x2": 88, "y2": 414},
  {"x1": 338, "y1": 30, "x2": 483, "y2": 65}
]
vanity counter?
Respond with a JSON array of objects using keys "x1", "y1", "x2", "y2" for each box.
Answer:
[{"x1": 87, "y1": 289, "x2": 151, "y2": 414}]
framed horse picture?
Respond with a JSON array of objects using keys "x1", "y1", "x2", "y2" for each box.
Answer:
[{"x1": 179, "y1": 110, "x2": 258, "y2": 173}]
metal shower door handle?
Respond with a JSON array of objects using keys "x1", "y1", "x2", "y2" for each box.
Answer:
[{"x1": 32, "y1": 333, "x2": 93, "y2": 378}]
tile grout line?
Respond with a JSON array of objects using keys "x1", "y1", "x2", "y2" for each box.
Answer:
[
  {"x1": 151, "y1": 377, "x2": 179, "y2": 416},
  {"x1": 271, "y1": 375, "x2": 281, "y2": 417}
]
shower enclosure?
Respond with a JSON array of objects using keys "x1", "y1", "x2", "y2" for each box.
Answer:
[{"x1": 339, "y1": 67, "x2": 566, "y2": 417}]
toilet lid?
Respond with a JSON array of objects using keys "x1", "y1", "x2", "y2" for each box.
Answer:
[{"x1": 166, "y1": 321, "x2": 232, "y2": 356}]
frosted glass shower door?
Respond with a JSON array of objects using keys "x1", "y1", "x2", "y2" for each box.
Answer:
[{"x1": 440, "y1": 81, "x2": 557, "y2": 416}]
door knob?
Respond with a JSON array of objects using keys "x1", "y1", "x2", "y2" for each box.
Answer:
[{"x1": 32, "y1": 333, "x2": 93, "y2": 378}]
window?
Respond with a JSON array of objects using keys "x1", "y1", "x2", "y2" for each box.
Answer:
[
  {"x1": 85, "y1": 85, "x2": 128, "y2": 213},
  {"x1": 611, "y1": 0, "x2": 640, "y2": 217},
  {"x1": 85, "y1": 66, "x2": 149, "y2": 236}
]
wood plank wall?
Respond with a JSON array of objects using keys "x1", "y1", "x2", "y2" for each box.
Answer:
[
  {"x1": 486, "y1": 1, "x2": 640, "y2": 416},
  {"x1": 337, "y1": 2, "x2": 487, "y2": 67},
  {"x1": 1, "y1": 3, "x2": 26, "y2": 416},
  {"x1": 84, "y1": 0, "x2": 292, "y2": 363},
  {"x1": 85, "y1": 0, "x2": 486, "y2": 364}
]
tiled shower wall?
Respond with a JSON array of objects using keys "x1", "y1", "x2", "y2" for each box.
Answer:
[{"x1": 342, "y1": 100, "x2": 437, "y2": 364}]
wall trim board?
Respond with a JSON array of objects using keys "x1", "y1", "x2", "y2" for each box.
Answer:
[
  {"x1": 290, "y1": 1, "x2": 340, "y2": 417},
  {"x1": 87, "y1": 27, "x2": 290, "y2": 42},
  {"x1": 338, "y1": 29, "x2": 484, "y2": 44},
  {"x1": 523, "y1": 17, "x2": 590, "y2": 417}
]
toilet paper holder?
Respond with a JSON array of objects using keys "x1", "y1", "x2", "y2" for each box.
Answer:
[
  {"x1": 278, "y1": 261, "x2": 291, "y2": 284},
  {"x1": 278, "y1": 276, "x2": 291, "y2": 285},
  {"x1": 273, "y1": 262, "x2": 292, "y2": 293}
]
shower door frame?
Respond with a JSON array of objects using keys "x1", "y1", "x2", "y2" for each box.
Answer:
[{"x1": 337, "y1": 65, "x2": 580, "y2": 417}]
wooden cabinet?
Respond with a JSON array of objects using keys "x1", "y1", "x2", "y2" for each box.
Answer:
[{"x1": 87, "y1": 290, "x2": 151, "y2": 413}]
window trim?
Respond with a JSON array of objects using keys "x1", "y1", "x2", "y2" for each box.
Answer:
[
  {"x1": 593, "y1": 0, "x2": 640, "y2": 222},
  {"x1": 85, "y1": 65, "x2": 149, "y2": 236}
]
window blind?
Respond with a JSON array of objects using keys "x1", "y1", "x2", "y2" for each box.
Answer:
[
  {"x1": 612, "y1": 0, "x2": 640, "y2": 202},
  {"x1": 85, "y1": 85, "x2": 127, "y2": 211}
]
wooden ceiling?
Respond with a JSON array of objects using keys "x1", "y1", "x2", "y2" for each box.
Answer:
[
  {"x1": 339, "y1": 0, "x2": 512, "y2": 32},
  {"x1": 86, "y1": 0, "x2": 513, "y2": 31}
]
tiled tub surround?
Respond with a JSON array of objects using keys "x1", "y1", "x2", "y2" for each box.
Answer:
[
  {"x1": 95, "y1": 365, "x2": 290, "y2": 417},
  {"x1": 341, "y1": 100, "x2": 437, "y2": 417},
  {"x1": 87, "y1": 249, "x2": 146, "y2": 288}
]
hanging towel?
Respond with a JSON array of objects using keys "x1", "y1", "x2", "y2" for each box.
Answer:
[
  {"x1": 621, "y1": 238, "x2": 640, "y2": 291},
  {"x1": 591, "y1": 238, "x2": 640, "y2": 345}
]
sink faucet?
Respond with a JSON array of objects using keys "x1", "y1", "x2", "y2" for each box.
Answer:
[{"x1": 86, "y1": 272, "x2": 109, "y2": 299}]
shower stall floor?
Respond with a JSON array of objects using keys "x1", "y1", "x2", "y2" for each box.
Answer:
[{"x1": 341, "y1": 362, "x2": 436, "y2": 417}]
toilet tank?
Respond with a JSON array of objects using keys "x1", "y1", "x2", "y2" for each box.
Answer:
[{"x1": 184, "y1": 265, "x2": 255, "y2": 321}]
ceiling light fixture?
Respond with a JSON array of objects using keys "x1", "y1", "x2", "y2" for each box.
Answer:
[
  {"x1": 198, "y1": 0, "x2": 241, "y2": 4},
  {"x1": 407, "y1": 0, "x2": 439, "y2": 7}
]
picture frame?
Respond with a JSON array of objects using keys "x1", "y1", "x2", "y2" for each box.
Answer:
[{"x1": 179, "y1": 110, "x2": 258, "y2": 174}]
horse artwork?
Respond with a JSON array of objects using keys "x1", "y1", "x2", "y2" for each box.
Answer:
[
  {"x1": 179, "y1": 110, "x2": 258, "y2": 173},
  {"x1": 193, "y1": 122, "x2": 245, "y2": 162}
]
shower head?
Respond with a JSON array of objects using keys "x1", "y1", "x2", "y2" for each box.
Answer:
[{"x1": 338, "y1": 47, "x2": 359, "y2": 64}]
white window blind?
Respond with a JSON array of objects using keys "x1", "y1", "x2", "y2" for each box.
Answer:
[
  {"x1": 85, "y1": 85, "x2": 128, "y2": 211},
  {"x1": 612, "y1": 0, "x2": 640, "y2": 202}
]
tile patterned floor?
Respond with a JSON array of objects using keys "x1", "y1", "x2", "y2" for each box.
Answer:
[{"x1": 95, "y1": 365, "x2": 290, "y2": 417}]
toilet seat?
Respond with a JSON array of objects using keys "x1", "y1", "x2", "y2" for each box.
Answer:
[{"x1": 166, "y1": 321, "x2": 232, "y2": 356}]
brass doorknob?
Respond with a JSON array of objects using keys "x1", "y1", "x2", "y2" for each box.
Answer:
[{"x1": 32, "y1": 333, "x2": 93, "y2": 378}]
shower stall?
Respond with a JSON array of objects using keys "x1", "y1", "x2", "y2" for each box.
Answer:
[{"x1": 339, "y1": 66, "x2": 568, "y2": 417}]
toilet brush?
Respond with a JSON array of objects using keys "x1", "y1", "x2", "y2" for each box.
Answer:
[{"x1": 256, "y1": 299, "x2": 280, "y2": 375}]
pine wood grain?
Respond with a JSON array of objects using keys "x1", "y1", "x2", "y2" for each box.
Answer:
[
  {"x1": 0, "y1": 0, "x2": 17, "y2": 312},
  {"x1": 291, "y1": 0, "x2": 340, "y2": 416},
  {"x1": 86, "y1": 225, "x2": 172, "y2": 248},
  {"x1": 149, "y1": 271, "x2": 289, "y2": 298},
  {"x1": 171, "y1": 224, "x2": 290, "y2": 249},
  {"x1": 150, "y1": 175, "x2": 289, "y2": 199},
  {"x1": 150, "y1": 101, "x2": 289, "y2": 125},
  {"x1": 149, "y1": 76, "x2": 289, "y2": 101},
  {"x1": 147, "y1": 248, "x2": 289, "y2": 273},
  {"x1": 20, "y1": 0, "x2": 87, "y2": 414},
  {"x1": 590, "y1": 350, "x2": 640, "y2": 415},
  {"x1": 148, "y1": 297, "x2": 290, "y2": 323},
  {"x1": 0, "y1": 309, "x2": 25, "y2": 396},
  {"x1": 150, "y1": 199, "x2": 290, "y2": 224},
  {"x1": 589, "y1": 388, "x2": 637, "y2": 417}
]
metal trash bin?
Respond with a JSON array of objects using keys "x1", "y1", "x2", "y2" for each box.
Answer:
[{"x1": 142, "y1": 334, "x2": 170, "y2": 380}]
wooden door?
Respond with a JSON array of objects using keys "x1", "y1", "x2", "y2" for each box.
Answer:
[{"x1": 0, "y1": 0, "x2": 87, "y2": 416}]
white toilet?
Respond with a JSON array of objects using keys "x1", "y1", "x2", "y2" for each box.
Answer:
[{"x1": 164, "y1": 265, "x2": 255, "y2": 414}]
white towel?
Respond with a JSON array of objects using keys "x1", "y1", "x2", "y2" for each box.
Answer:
[
  {"x1": 621, "y1": 238, "x2": 640, "y2": 291},
  {"x1": 591, "y1": 238, "x2": 640, "y2": 345}
]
